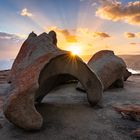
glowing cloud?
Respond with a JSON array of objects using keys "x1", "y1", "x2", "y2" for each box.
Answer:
[
  {"x1": 124, "y1": 32, "x2": 140, "y2": 38},
  {"x1": 93, "y1": 32, "x2": 110, "y2": 38},
  {"x1": 124, "y1": 32, "x2": 135, "y2": 38},
  {"x1": 130, "y1": 42, "x2": 140, "y2": 45},
  {"x1": 45, "y1": 26, "x2": 77, "y2": 42},
  {"x1": 96, "y1": 1, "x2": 140, "y2": 25},
  {"x1": 20, "y1": 8, "x2": 33, "y2": 17},
  {"x1": 58, "y1": 29, "x2": 77, "y2": 42}
]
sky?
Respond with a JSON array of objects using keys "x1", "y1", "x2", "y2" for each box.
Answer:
[{"x1": 0, "y1": 0, "x2": 140, "y2": 69}]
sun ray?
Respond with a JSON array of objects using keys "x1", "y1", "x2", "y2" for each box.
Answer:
[{"x1": 65, "y1": 43, "x2": 83, "y2": 56}]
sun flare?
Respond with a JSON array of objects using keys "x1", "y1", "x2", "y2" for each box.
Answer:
[{"x1": 67, "y1": 45, "x2": 81, "y2": 56}]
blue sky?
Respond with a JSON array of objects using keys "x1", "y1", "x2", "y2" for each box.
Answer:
[
  {"x1": 0, "y1": 0, "x2": 81, "y2": 33},
  {"x1": 0, "y1": 0, "x2": 140, "y2": 69},
  {"x1": 0, "y1": 0, "x2": 138, "y2": 34}
]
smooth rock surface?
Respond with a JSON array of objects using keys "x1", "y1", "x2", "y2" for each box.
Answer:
[
  {"x1": 0, "y1": 75, "x2": 139, "y2": 140},
  {"x1": 4, "y1": 31, "x2": 102, "y2": 130},
  {"x1": 77, "y1": 50, "x2": 131, "y2": 91}
]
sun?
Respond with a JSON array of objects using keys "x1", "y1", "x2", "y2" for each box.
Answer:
[{"x1": 67, "y1": 45, "x2": 81, "y2": 56}]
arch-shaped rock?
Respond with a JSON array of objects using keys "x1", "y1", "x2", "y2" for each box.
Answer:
[
  {"x1": 36, "y1": 54, "x2": 102, "y2": 105},
  {"x1": 4, "y1": 31, "x2": 102, "y2": 130},
  {"x1": 77, "y1": 50, "x2": 131, "y2": 91}
]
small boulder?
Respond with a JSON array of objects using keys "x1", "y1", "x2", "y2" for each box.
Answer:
[{"x1": 77, "y1": 50, "x2": 131, "y2": 91}]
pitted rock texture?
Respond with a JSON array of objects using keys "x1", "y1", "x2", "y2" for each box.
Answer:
[{"x1": 4, "y1": 31, "x2": 102, "y2": 130}]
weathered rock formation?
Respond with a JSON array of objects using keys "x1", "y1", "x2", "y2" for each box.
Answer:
[
  {"x1": 123, "y1": 69, "x2": 132, "y2": 81},
  {"x1": 4, "y1": 31, "x2": 102, "y2": 130},
  {"x1": 114, "y1": 105, "x2": 140, "y2": 137},
  {"x1": 77, "y1": 50, "x2": 131, "y2": 91},
  {"x1": 114, "y1": 105, "x2": 140, "y2": 121}
]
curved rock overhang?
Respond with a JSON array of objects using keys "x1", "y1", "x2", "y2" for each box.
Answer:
[
  {"x1": 4, "y1": 48, "x2": 103, "y2": 130},
  {"x1": 36, "y1": 54, "x2": 103, "y2": 105}
]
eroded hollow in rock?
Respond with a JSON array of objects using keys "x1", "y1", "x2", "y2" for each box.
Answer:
[
  {"x1": 4, "y1": 31, "x2": 103, "y2": 131},
  {"x1": 36, "y1": 74, "x2": 77, "y2": 103},
  {"x1": 35, "y1": 54, "x2": 102, "y2": 106},
  {"x1": 4, "y1": 53, "x2": 103, "y2": 131}
]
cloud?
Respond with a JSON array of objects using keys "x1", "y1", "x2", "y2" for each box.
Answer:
[
  {"x1": 46, "y1": 26, "x2": 77, "y2": 42},
  {"x1": 124, "y1": 32, "x2": 140, "y2": 38},
  {"x1": 93, "y1": 32, "x2": 110, "y2": 38},
  {"x1": 46, "y1": 26, "x2": 110, "y2": 41},
  {"x1": 96, "y1": 1, "x2": 140, "y2": 25},
  {"x1": 20, "y1": 8, "x2": 33, "y2": 17},
  {"x1": 0, "y1": 32, "x2": 19, "y2": 40},
  {"x1": 57, "y1": 29, "x2": 77, "y2": 42},
  {"x1": 130, "y1": 42, "x2": 140, "y2": 45},
  {"x1": 124, "y1": 32, "x2": 135, "y2": 38},
  {"x1": 0, "y1": 32, "x2": 23, "y2": 59},
  {"x1": 44, "y1": 26, "x2": 114, "y2": 55},
  {"x1": 91, "y1": 2, "x2": 97, "y2": 7}
]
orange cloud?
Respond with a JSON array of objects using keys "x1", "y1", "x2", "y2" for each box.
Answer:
[
  {"x1": 45, "y1": 26, "x2": 77, "y2": 42},
  {"x1": 93, "y1": 32, "x2": 110, "y2": 38},
  {"x1": 20, "y1": 8, "x2": 33, "y2": 17},
  {"x1": 130, "y1": 42, "x2": 140, "y2": 45},
  {"x1": 96, "y1": 1, "x2": 140, "y2": 25},
  {"x1": 124, "y1": 32, "x2": 135, "y2": 38},
  {"x1": 124, "y1": 32, "x2": 140, "y2": 38},
  {"x1": 43, "y1": 27, "x2": 113, "y2": 56},
  {"x1": 57, "y1": 29, "x2": 77, "y2": 42}
]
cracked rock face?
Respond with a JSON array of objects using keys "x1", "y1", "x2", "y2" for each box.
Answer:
[
  {"x1": 4, "y1": 31, "x2": 102, "y2": 130},
  {"x1": 77, "y1": 50, "x2": 131, "y2": 91}
]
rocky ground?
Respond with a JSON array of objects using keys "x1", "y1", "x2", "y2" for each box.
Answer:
[{"x1": 0, "y1": 70, "x2": 139, "y2": 140}]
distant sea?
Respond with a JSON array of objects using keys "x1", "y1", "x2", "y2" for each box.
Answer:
[
  {"x1": 0, "y1": 59, "x2": 140, "y2": 75},
  {"x1": 0, "y1": 60, "x2": 14, "y2": 70},
  {"x1": 128, "y1": 68, "x2": 140, "y2": 75}
]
